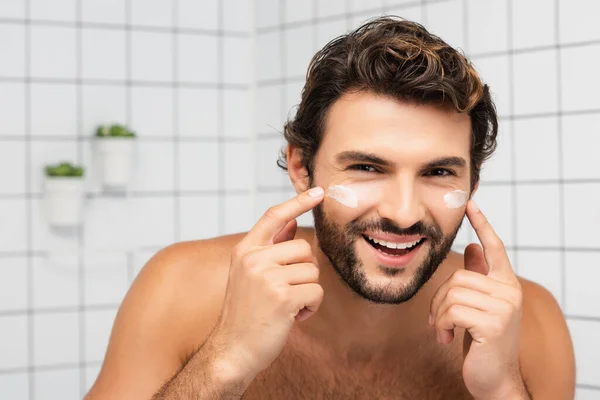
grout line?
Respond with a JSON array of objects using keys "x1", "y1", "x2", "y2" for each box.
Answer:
[
  {"x1": 217, "y1": 0, "x2": 225, "y2": 235},
  {"x1": 279, "y1": 0, "x2": 288, "y2": 192},
  {"x1": 0, "y1": 303, "x2": 120, "y2": 318},
  {"x1": 554, "y1": 0, "x2": 567, "y2": 313},
  {"x1": 172, "y1": 0, "x2": 180, "y2": 243},
  {"x1": 0, "y1": 135, "x2": 253, "y2": 142},
  {"x1": 0, "y1": 360, "x2": 103, "y2": 376}
]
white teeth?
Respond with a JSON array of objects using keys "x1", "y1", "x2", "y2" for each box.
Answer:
[{"x1": 367, "y1": 236, "x2": 423, "y2": 250}]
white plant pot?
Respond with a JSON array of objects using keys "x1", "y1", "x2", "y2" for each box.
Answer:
[
  {"x1": 95, "y1": 137, "x2": 135, "y2": 189},
  {"x1": 44, "y1": 177, "x2": 85, "y2": 227}
]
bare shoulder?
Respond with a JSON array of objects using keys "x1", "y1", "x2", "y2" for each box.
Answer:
[
  {"x1": 85, "y1": 232, "x2": 246, "y2": 399},
  {"x1": 517, "y1": 276, "x2": 576, "y2": 399}
]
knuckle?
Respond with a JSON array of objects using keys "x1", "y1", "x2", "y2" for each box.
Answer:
[
  {"x1": 263, "y1": 206, "x2": 281, "y2": 221},
  {"x1": 447, "y1": 286, "x2": 462, "y2": 302},
  {"x1": 447, "y1": 304, "x2": 461, "y2": 318}
]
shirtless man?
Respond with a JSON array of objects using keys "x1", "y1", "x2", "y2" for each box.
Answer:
[{"x1": 85, "y1": 17, "x2": 575, "y2": 399}]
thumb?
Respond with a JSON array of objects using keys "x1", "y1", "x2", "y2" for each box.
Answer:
[
  {"x1": 464, "y1": 243, "x2": 489, "y2": 275},
  {"x1": 272, "y1": 218, "x2": 298, "y2": 244}
]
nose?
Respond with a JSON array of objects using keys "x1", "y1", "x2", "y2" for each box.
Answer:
[{"x1": 376, "y1": 176, "x2": 426, "y2": 228}]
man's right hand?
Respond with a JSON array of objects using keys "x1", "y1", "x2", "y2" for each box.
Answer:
[{"x1": 207, "y1": 186, "x2": 326, "y2": 381}]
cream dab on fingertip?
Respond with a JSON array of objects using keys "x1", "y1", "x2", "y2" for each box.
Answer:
[
  {"x1": 444, "y1": 190, "x2": 468, "y2": 209},
  {"x1": 326, "y1": 185, "x2": 358, "y2": 208}
]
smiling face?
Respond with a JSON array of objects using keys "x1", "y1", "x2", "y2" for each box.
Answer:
[{"x1": 309, "y1": 91, "x2": 475, "y2": 304}]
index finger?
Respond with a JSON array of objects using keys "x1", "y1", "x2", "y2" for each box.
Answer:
[{"x1": 242, "y1": 186, "x2": 325, "y2": 247}]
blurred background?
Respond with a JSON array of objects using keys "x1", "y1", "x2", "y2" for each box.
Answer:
[{"x1": 0, "y1": 0, "x2": 599, "y2": 399}]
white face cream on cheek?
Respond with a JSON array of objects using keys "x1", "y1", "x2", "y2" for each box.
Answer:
[
  {"x1": 443, "y1": 190, "x2": 468, "y2": 209},
  {"x1": 326, "y1": 185, "x2": 358, "y2": 208}
]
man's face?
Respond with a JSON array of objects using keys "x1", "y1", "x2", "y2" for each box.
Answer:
[{"x1": 310, "y1": 91, "x2": 473, "y2": 304}]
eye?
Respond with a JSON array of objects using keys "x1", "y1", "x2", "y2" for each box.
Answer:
[
  {"x1": 426, "y1": 168, "x2": 456, "y2": 177},
  {"x1": 348, "y1": 164, "x2": 379, "y2": 173}
]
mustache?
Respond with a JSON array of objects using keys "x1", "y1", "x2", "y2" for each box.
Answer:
[{"x1": 347, "y1": 218, "x2": 444, "y2": 243}]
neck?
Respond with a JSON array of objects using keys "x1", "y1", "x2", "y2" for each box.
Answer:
[{"x1": 296, "y1": 230, "x2": 460, "y2": 362}]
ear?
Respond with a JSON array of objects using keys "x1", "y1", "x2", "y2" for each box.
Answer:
[{"x1": 286, "y1": 145, "x2": 310, "y2": 194}]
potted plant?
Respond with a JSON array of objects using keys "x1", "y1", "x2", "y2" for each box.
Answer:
[
  {"x1": 94, "y1": 123, "x2": 136, "y2": 189},
  {"x1": 44, "y1": 162, "x2": 85, "y2": 227}
]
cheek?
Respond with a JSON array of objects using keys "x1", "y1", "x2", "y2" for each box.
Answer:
[
  {"x1": 422, "y1": 187, "x2": 468, "y2": 231},
  {"x1": 325, "y1": 183, "x2": 384, "y2": 215}
]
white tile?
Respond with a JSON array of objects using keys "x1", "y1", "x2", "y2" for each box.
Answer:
[
  {"x1": 513, "y1": 50, "x2": 558, "y2": 115},
  {"x1": 384, "y1": 0, "x2": 418, "y2": 5},
  {"x1": 559, "y1": 0, "x2": 600, "y2": 44},
  {"x1": 85, "y1": 365, "x2": 101, "y2": 393},
  {"x1": 466, "y1": 0, "x2": 508, "y2": 54},
  {"x1": 30, "y1": 83, "x2": 77, "y2": 137},
  {"x1": 131, "y1": 86, "x2": 174, "y2": 136},
  {"x1": 131, "y1": 31, "x2": 172, "y2": 82},
  {"x1": 350, "y1": 0, "x2": 382, "y2": 13},
  {"x1": 515, "y1": 184, "x2": 561, "y2": 247},
  {"x1": 223, "y1": 37, "x2": 251, "y2": 85},
  {"x1": 81, "y1": 0, "x2": 126, "y2": 24},
  {"x1": 0, "y1": 257, "x2": 27, "y2": 312},
  {"x1": 178, "y1": 142, "x2": 219, "y2": 191},
  {"x1": 565, "y1": 252, "x2": 600, "y2": 318},
  {"x1": 223, "y1": 0, "x2": 252, "y2": 32},
  {"x1": 223, "y1": 90, "x2": 252, "y2": 138},
  {"x1": 82, "y1": 28, "x2": 127, "y2": 80},
  {"x1": 29, "y1": 141, "x2": 78, "y2": 194},
  {"x1": 513, "y1": 116, "x2": 560, "y2": 181},
  {"x1": 81, "y1": 85, "x2": 127, "y2": 136},
  {"x1": 85, "y1": 308, "x2": 118, "y2": 362},
  {"x1": 564, "y1": 183, "x2": 600, "y2": 249},
  {"x1": 224, "y1": 142, "x2": 253, "y2": 190},
  {"x1": 515, "y1": 250, "x2": 562, "y2": 306},
  {"x1": 512, "y1": 0, "x2": 555, "y2": 50},
  {"x1": 34, "y1": 368, "x2": 80, "y2": 400},
  {"x1": 178, "y1": 195, "x2": 220, "y2": 241},
  {"x1": 0, "y1": 82, "x2": 25, "y2": 136},
  {"x1": 315, "y1": 18, "x2": 347, "y2": 50},
  {"x1": 130, "y1": 197, "x2": 175, "y2": 248},
  {"x1": 284, "y1": 25, "x2": 315, "y2": 78},
  {"x1": 32, "y1": 254, "x2": 79, "y2": 309},
  {"x1": 130, "y1": 0, "x2": 172, "y2": 27},
  {"x1": 383, "y1": 5, "x2": 424, "y2": 26},
  {"x1": 256, "y1": 137, "x2": 288, "y2": 187},
  {"x1": 177, "y1": 34, "x2": 218, "y2": 83},
  {"x1": 256, "y1": 0, "x2": 279, "y2": 28},
  {"x1": 471, "y1": 185, "x2": 513, "y2": 247},
  {"x1": 454, "y1": 215, "x2": 474, "y2": 246},
  {"x1": 30, "y1": 197, "x2": 80, "y2": 252},
  {"x1": 284, "y1": 0, "x2": 313, "y2": 24},
  {"x1": 132, "y1": 248, "x2": 156, "y2": 279},
  {"x1": 257, "y1": 32, "x2": 282, "y2": 81},
  {"x1": 131, "y1": 141, "x2": 174, "y2": 192},
  {"x1": 567, "y1": 319, "x2": 600, "y2": 386},
  {"x1": 0, "y1": 199, "x2": 27, "y2": 252},
  {"x1": 34, "y1": 312, "x2": 79, "y2": 366},
  {"x1": 30, "y1": 0, "x2": 76, "y2": 21},
  {"x1": 284, "y1": 80, "x2": 304, "y2": 121},
  {"x1": 178, "y1": 88, "x2": 219, "y2": 137},
  {"x1": 0, "y1": 372, "x2": 28, "y2": 400},
  {"x1": 561, "y1": 44, "x2": 600, "y2": 112},
  {"x1": 471, "y1": 55, "x2": 510, "y2": 117},
  {"x1": 562, "y1": 114, "x2": 600, "y2": 180},
  {"x1": 223, "y1": 194, "x2": 254, "y2": 235},
  {"x1": 0, "y1": 315, "x2": 28, "y2": 369},
  {"x1": 425, "y1": 0, "x2": 466, "y2": 51},
  {"x1": 0, "y1": 1, "x2": 25, "y2": 18},
  {"x1": 255, "y1": 192, "x2": 285, "y2": 220},
  {"x1": 0, "y1": 24, "x2": 25, "y2": 77},
  {"x1": 0, "y1": 141, "x2": 26, "y2": 194},
  {"x1": 84, "y1": 197, "x2": 136, "y2": 251},
  {"x1": 316, "y1": 0, "x2": 346, "y2": 18},
  {"x1": 576, "y1": 388, "x2": 600, "y2": 400},
  {"x1": 30, "y1": 26, "x2": 76, "y2": 79},
  {"x1": 255, "y1": 85, "x2": 283, "y2": 134},
  {"x1": 178, "y1": 0, "x2": 218, "y2": 30},
  {"x1": 479, "y1": 119, "x2": 512, "y2": 182},
  {"x1": 85, "y1": 253, "x2": 129, "y2": 306}
]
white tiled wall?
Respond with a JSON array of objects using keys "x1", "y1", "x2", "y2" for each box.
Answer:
[
  {"x1": 0, "y1": 0, "x2": 254, "y2": 398},
  {"x1": 253, "y1": 0, "x2": 600, "y2": 397}
]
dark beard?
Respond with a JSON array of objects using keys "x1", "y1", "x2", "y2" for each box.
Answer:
[{"x1": 312, "y1": 202, "x2": 462, "y2": 305}]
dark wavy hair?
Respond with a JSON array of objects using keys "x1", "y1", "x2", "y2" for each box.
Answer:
[{"x1": 276, "y1": 16, "x2": 498, "y2": 190}]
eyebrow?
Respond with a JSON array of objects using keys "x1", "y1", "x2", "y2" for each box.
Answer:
[{"x1": 334, "y1": 151, "x2": 467, "y2": 170}]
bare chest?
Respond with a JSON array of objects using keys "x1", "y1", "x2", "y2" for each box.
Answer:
[{"x1": 241, "y1": 331, "x2": 473, "y2": 400}]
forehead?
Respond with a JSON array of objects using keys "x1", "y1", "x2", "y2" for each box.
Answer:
[{"x1": 320, "y1": 91, "x2": 472, "y2": 162}]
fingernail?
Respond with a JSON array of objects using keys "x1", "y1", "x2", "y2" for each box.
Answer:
[
  {"x1": 308, "y1": 186, "x2": 324, "y2": 198},
  {"x1": 428, "y1": 313, "x2": 433, "y2": 325}
]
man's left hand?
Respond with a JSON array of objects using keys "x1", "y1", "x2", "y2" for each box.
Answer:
[{"x1": 429, "y1": 200, "x2": 529, "y2": 400}]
